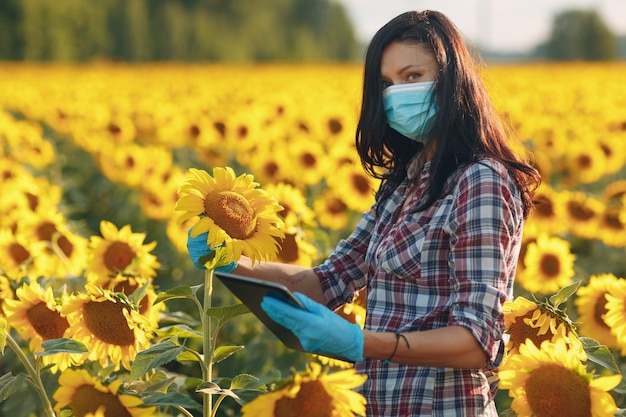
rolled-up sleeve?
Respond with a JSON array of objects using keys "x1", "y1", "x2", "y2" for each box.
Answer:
[
  {"x1": 443, "y1": 162, "x2": 522, "y2": 368},
  {"x1": 313, "y1": 207, "x2": 377, "y2": 311}
]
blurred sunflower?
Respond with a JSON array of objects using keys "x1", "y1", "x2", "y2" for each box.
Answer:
[
  {"x1": 562, "y1": 142, "x2": 607, "y2": 186},
  {"x1": 87, "y1": 220, "x2": 160, "y2": 282},
  {"x1": 98, "y1": 143, "x2": 152, "y2": 189},
  {"x1": 314, "y1": 189, "x2": 351, "y2": 231},
  {"x1": 574, "y1": 274, "x2": 620, "y2": 349},
  {"x1": 597, "y1": 205, "x2": 626, "y2": 247},
  {"x1": 499, "y1": 339, "x2": 621, "y2": 417},
  {"x1": 19, "y1": 211, "x2": 89, "y2": 277},
  {"x1": 602, "y1": 179, "x2": 626, "y2": 206},
  {"x1": 562, "y1": 191, "x2": 604, "y2": 240},
  {"x1": 247, "y1": 144, "x2": 291, "y2": 186},
  {"x1": 2, "y1": 280, "x2": 83, "y2": 372},
  {"x1": 53, "y1": 368, "x2": 155, "y2": 417},
  {"x1": 604, "y1": 278, "x2": 626, "y2": 356},
  {"x1": 328, "y1": 164, "x2": 377, "y2": 213},
  {"x1": 275, "y1": 232, "x2": 320, "y2": 267},
  {"x1": 285, "y1": 139, "x2": 330, "y2": 186},
  {"x1": 240, "y1": 362, "x2": 367, "y2": 417},
  {"x1": 62, "y1": 285, "x2": 153, "y2": 371},
  {"x1": 0, "y1": 229, "x2": 49, "y2": 280},
  {"x1": 503, "y1": 296, "x2": 583, "y2": 360},
  {"x1": 516, "y1": 234, "x2": 576, "y2": 295},
  {"x1": 264, "y1": 182, "x2": 317, "y2": 232},
  {"x1": 526, "y1": 184, "x2": 567, "y2": 235},
  {"x1": 596, "y1": 135, "x2": 625, "y2": 176},
  {"x1": 316, "y1": 302, "x2": 366, "y2": 369},
  {"x1": 175, "y1": 167, "x2": 285, "y2": 264}
]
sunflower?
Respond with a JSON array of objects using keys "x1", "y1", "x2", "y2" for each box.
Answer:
[
  {"x1": 601, "y1": 179, "x2": 626, "y2": 207},
  {"x1": 19, "y1": 210, "x2": 89, "y2": 277},
  {"x1": 562, "y1": 141, "x2": 607, "y2": 186},
  {"x1": 240, "y1": 362, "x2": 367, "y2": 417},
  {"x1": 0, "y1": 229, "x2": 49, "y2": 281},
  {"x1": 88, "y1": 272, "x2": 164, "y2": 329},
  {"x1": 526, "y1": 183, "x2": 567, "y2": 235},
  {"x1": 516, "y1": 234, "x2": 576, "y2": 295},
  {"x1": 2, "y1": 280, "x2": 83, "y2": 372},
  {"x1": 53, "y1": 368, "x2": 156, "y2": 417},
  {"x1": 61, "y1": 285, "x2": 153, "y2": 371},
  {"x1": 87, "y1": 220, "x2": 160, "y2": 282},
  {"x1": 499, "y1": 339, "x2": 621, "y2": 417},
  {"x1": 596, "y1": 205, "x2": 626, "y2": 247},
  {"x1": 328, "y1": 164, "x2": 377, "y2": 213},
  {"x1": 263, "y1": 182, "x2": 317, "y2": 232},
  {"x1": 574, "y1": 274, "x2": 620, "y2": 349},
  {"x1": 503, "y1": 296, "x2": 583, "y2": 361},
  {"x1": 284, "y1": 139, "x2": 330, "y2": 186},
  {"x1": 275, "y1": 232, "x2": 320, "y2": 267},
  {"x1": 175, "y1": 167, "x2": 285, "y2": 264},
  {"x1": 313, "y1": 189, "x2": 351, "y2": 232},
  {"x1": 603, "y1": 278, "x2": 626, "y2": 356},
  {"x1": 562, "y1": 191, "x2": 604, "y2": 240},
  {"x1": 316, "y1": 302, "x2": 366, "y2": 369}
]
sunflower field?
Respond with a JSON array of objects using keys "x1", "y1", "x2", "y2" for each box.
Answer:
[{"x1": 1, "y1": 61, "x2": 626, "y2": 417}]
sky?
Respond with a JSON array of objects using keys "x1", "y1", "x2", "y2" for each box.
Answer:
[{"x1": 335, "y1": 0, "x2": 626, "y2": 52}]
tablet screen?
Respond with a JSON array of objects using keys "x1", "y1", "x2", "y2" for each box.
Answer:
[{"x1": 214, "y1": 271, "x2": 306, "y2": 352}]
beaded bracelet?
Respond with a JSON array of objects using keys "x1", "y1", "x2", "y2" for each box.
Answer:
[{"x1": 383, "y1": 332, "x2": 410, "y2": 363}]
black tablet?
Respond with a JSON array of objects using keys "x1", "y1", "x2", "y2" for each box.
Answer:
[{"x1": 214, "y1": 271, "x2": 307, "y2": 352}]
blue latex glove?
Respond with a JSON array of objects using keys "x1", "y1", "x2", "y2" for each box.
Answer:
[
  {"x1": 186, "y1": 229, "x2": 237, "y2": 272},
  {"x1": 261, "y1": 292, "x2": 364, "y2": 362}
]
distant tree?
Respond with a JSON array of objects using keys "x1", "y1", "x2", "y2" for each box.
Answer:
[
  {"x1": 545, "y1": 9, "x2": 617, "y2": 61},
  {"x1": 0, "y1": 0, "x2": 360, "y2": 62}
]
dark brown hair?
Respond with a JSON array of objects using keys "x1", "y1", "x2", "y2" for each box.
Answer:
[{"x1": 356, "y1": 10, "x2": 540, "y2": 217}]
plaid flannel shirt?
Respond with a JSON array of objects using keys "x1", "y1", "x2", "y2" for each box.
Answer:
[{"x1": 313, "y1": 158, "x2": 524, "y2": 417}]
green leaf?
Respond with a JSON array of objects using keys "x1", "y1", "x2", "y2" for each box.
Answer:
[
  {"x1": 230, "y1": 374, "x2": 265, "y2": 390},
  {"x1": 213, "y1": 345, "x2": 244, "y2": 364},
  {"x1": 141, "y1": 392, "x2": 202, "y2": 410},
  {"x1": 158, "y1": 310, "x2": 200, "y2": 327},
  {"x1": 580, "y1": 337, "x2": 620, "y2": 373},
  {"x1": 176, "y1": 351, "x2": 201, "y2": 362},
  {"x1": 0, "y1": 373, "x2": 27, "y2": 402},
  {"x1": 34, "y1": 338, "x2": 89, "y2": 356},
  {"x1": 498, "y1": 409, "x2": 518, "y2": 417},
  {"x1": 549, "y1": 281, "x2": 581, "y2": 308},
  {"x1": 130, "y1": 338, "x2": 184, "y2": 380},
  {"x1": 0, "y1": 318, "x2": 6, "y2": 355},
  {"x1": 154, "y1": 286, "x2": 196, "y2": 305},
  {"x1": 128, "y1": 280, "x2": 151, "y2": 306},
  {"x1": 154, "y1": 324, "x2": 203, "y2": 339},
  {"x1": 206, "y1": 304, "x2": 250, "y2": 326}
]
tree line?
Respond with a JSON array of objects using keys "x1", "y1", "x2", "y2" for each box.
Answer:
[
  {"x1": 0, "y1": 2, "x2": 621, "y2": 62},
  {"x1": 0, "y1": 0, "x2": 360, "y2": 62}
]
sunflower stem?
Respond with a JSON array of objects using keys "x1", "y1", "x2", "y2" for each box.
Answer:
[
  {"x1": 203, "y1": 267, "x2": 215, "y2": 417},
  {"x1": 5, "y1": 332, "x2": 56, "y2": 417}
]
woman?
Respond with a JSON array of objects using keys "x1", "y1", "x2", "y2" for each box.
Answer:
[{"x1": 188, "y1": 10, "x2": 540, "y2": 416}]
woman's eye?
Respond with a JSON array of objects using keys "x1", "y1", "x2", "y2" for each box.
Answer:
[{"x1": 407, "y1": 73, "x2": 421, "y2": 81}]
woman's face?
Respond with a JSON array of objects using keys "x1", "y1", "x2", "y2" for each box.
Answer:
[{"x1": 380, "y1": 41, "x2": 439, "y2": 89}]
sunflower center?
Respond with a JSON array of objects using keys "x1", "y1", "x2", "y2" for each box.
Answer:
[
  {"x1": 69, "y1": 385, "x2": 133, "y2": 417},
  {"x1": 26, "y1": 302, "x2": 70, "y2": 340},
  {"x1": 83, "y1": 300, "x2": 135, "y2": 346},
  {"x1": 593, "y1": 293, "x2": 611, "y2": 330},
  {"x1": 539, "y1": 253, "x2": 561, "y2": 278},
  {"x1": 103, "y1": 241, "x2": 137, "y2": 272},
  {"x1": 351, "y1": 174, "x2": 371, "y2": 196},
  {"x1": 204, "y1": 191, "x2": 258, "y2": 240},
  {"x1": 274, "y1": 380, "x2": 334, "y2": 417},
  {"x1": 508, "y1": 310, "x2": 555, "y2": 349},
  {"x1": 567, "y1": 201, "x2": 595, "y2": 221},
  {"x1": 524, "y1": 364, "x2": 591, "y2": 417},
  {"x1": 277, "y1": 234, "x2": 299, "y2": 263},
  {"x1": 9, "y1": 242, "x2": 30, "y2": 267},
  {"x1": 535, "y1": 196, "x2": 555, "y2": 218}
]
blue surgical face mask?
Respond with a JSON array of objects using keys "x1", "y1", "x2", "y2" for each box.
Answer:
[{"x1": 383, "y1": 81, "x2": 438, "y2": 142}]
